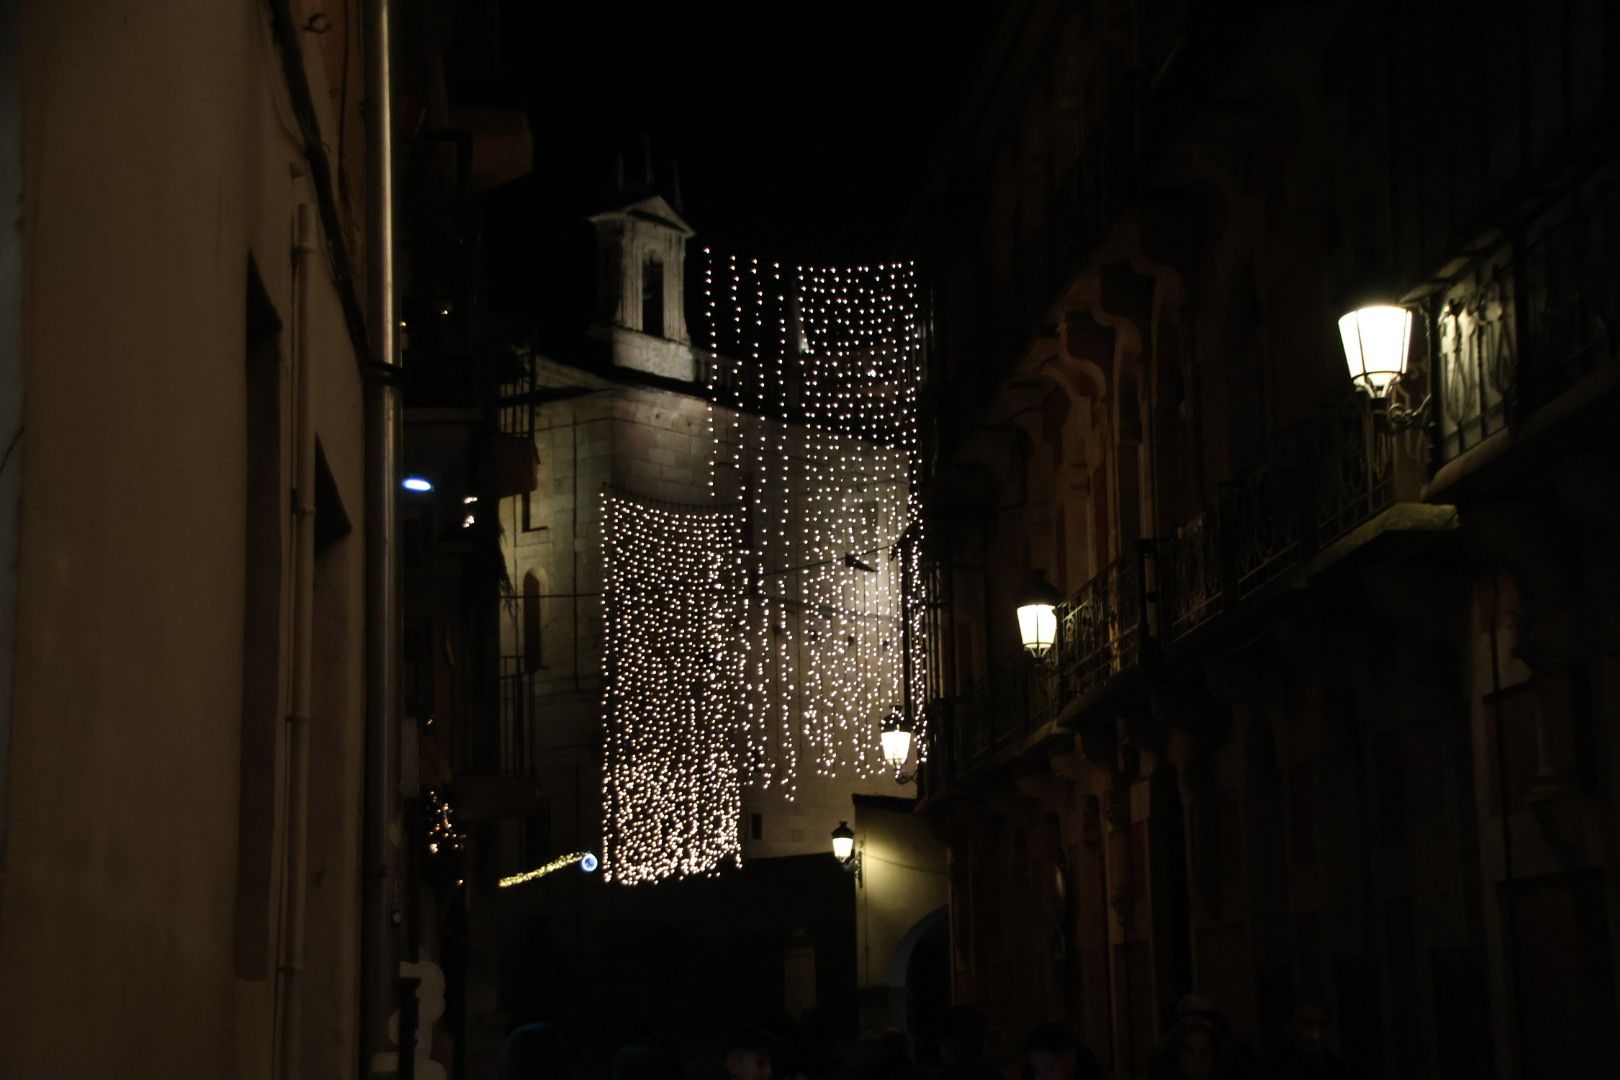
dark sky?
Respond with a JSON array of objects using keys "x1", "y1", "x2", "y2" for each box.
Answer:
[{"x1": 476, "y1": 3, "x2": 1001, "y2": 331}]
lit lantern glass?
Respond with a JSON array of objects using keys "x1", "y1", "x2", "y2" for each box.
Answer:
[
  {"x1": 830, "y1": 821, "x2": 856, "y2": 862},
  {"x1": 1017, "y1": 569, "x2": 1063, "y2": 658},
  {"x1": 1338, "y1": 305, "x2": 1413, "y2": 397},
  {"x1": 881, "y1": 725, "x2": 912, "y2": 772}
]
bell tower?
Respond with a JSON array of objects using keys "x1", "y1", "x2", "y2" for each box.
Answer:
[{"x1": 588, "y1": 187, "x2": 697, "y2": 382}]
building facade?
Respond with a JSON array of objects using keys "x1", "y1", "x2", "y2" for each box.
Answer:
[{"x1": 911, "y1": 2, "x2": 1619, "y2": 1077}]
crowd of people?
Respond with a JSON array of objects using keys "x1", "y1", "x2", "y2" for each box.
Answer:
[{"x1": 494, "y1": 992, "x2": 1352, "y2": 1080}]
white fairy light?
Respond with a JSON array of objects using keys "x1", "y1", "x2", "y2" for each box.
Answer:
[
  {"x1": 697, "y1": 249, "x2": 931, "y2": 794},
  {"x1": 601, "y1": 253, "x2": 929, "y2": 886},
  {"x1": 600, "y1": 492, "x2": 744, "y2": 884}
]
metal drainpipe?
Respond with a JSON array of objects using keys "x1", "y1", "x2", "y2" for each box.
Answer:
[
  {"x1": 278, "y1": 202, "x2": 319, "y2": 1080},
  {"x1": 362, "y1": 0, "x2": 402, "y2": 1072}
]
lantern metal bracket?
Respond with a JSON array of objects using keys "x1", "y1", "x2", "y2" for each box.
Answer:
[{"x1": 1373, "y1": 392, "x2": 1431, "y2": 433}]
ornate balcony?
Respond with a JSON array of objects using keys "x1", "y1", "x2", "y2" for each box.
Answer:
[
  {"x1": 471, "y1": 656, "x2": 532, "y2": 778},
  {"x1": 1520, "y1": 168, "x2": 1620, "y2": 408},
  {"x1": 1219, "y1": 447, "x2": 1300, "y2": 599},
  {"x1": 1310, "y1": 395, "x2": 1426, "y2": 549},
  {"x1": 1163, "y1": 507, "x2": 1223, "y2": 641},
  {"x1": 920, "y1": 650, "x2": 1057, "y2": 795},
  {"x1": 1436, "y1": 252, "x2": 1515, "y2": 462},
  {"x1": 1056, "y1": 551, "x2": 1151, "y2": 702},
  {"x1": 1435, "y1": 160, "x2": 1619, "y2": 466}
]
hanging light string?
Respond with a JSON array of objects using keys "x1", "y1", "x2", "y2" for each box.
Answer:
[
  {"x1": 699, "y1": 250, "x2": 930, "y2": 794},
  {"x1": 599, "y1": 491, "x2": 745, "y2": 884}
]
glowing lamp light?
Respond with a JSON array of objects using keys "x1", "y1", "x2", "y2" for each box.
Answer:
[
  {"x1": 880, "y1": 708, "x2": 916, "y2": 785},
  {"x1": 1016, "y1": 569, "x2": 1063, "y2": 659},
  {"x1": 1338, "y1": 304, "x2": 1413, "y2": 397},
  {"x1": 880, "y1": 725, "x2": 912, "y2": 772},
  {"x1": 830, "y1": 821, "x2": 856, "y2": 863},
  {"x1": 402, "y1": 476, "x2": 433, "y2": 493},
  {"x1": 580, "y1": 852, "x2": 599, "y2": 874}
]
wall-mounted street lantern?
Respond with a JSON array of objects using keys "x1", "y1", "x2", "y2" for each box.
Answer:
[
  {"x1": 1017, "y1": 569, "x2": 1063, "y2": 659},
  {"x1": 1338, "y1": 304, "x2": 1413, "y2": 398},
  {"x1": 880, "y1": 708, "x2": 917, "y2": 784},
  {"x1": 831, "y1": 820, "x2": 856, "y2": 862},
  {"x1": 831, "y1": 820, "x2": 862, "y2": 883},
  {"x1": 1338, "y1": 299, "x2": 1431, "y2": 431}
]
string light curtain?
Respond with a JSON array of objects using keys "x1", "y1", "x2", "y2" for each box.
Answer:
[
  {"x1": 701, "y1": 251, "x2": 929, "y2": 800},
  {"x1": 599, "y1": 492, "x2": 746, "y2": 883}
]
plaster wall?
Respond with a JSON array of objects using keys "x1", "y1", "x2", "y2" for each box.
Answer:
[
  {"x1": 851, "y1": 800, "x2": 948, "y2": 1001},
  {"x1": 0, "y1": 3, "x2": 368, "y2": 1076}
]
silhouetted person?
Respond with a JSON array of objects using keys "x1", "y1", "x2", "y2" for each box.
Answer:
[
  {"x1": 725, "y1": 1026, "x2": 777, "y2": 1080},
  {"x1": 937, "y1": 1005, "x2": 999, "y2": 1080},
  {"x1": 860, "y1": 1028, "x2": 929, "y2": 1080},
  {"x1": 1153, "y1": 1015, "x2": 1228, "y2": 1080},
  {"x1": 1023, "y1": 1022, "x2": 1104, "y2": 1080},
  {"x1": 615, "y1": 1041, "x2": 685, "y2": 1080},
  {"x1": 497, "y1": 1022, "x2": 574, "y2": 1080},
  {"x1": 1260, "y1": 999, "x2": 1350, "y2": 1080},
  {"x1": 778, "y1": 1009, "x2": 848, "y2": 1080},
  {"x1": 1174, "y1": 994, "x2": 1255, "y2": 1079}
]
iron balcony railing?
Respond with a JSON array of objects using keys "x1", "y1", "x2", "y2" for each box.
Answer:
[
  {"x1": 469, "y1": 656, "x2": 532, "y2": 778},
  {"x1": 1164, "y1": 393, "x2": 1425, "y2": 648},
  {"x1": 1056, "y1": 548, "x2": 1153, "y2": 702},
  {"x1": 1219, "y1": 444, "x2": 1300, "y2": 600},
  {"x1": 1162, "y1": 507, "x2": 1223, "y2": 640},
  {"x1": 920, "y1": 650, "x2": 1057, "y2": 795},
  {"x1": 1436, "y1": 159, "x2": 1618, "y2": 464},
  {"x1": 924, "y1": 393, "x2": 1431, "y2": 795}
]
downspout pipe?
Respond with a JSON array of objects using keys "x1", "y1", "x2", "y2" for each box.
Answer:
[
  {"x1": 362, "y1": 0, "x2": 403, "y2": 1072},
  {"x1": 278, "y1": 202, "x2": 319, "y2": 1080}
]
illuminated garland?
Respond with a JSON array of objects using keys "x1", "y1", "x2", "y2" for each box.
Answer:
[
  {"x1": 498, "y1": 851, "x2": 599, "y2": 888},
  {"x1": 600, "y1": 492, "x2": 745, "y2": 884},
  {"x1": 702, "y1": 252, "x2": 929, "y2": 798},
  {"x1": 425, "y1": 789, "x2": 465, "y2": 857}
]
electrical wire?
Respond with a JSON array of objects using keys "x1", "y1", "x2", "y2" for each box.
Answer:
[{"x1": 0, "y1": 425, "x2": 24, "y2": 479}]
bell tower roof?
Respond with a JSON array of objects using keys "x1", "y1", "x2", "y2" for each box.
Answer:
[{"x1": 589, "y1": 194, "x2": 695, "y2": 239}]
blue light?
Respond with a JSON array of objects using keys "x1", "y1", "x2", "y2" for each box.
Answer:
[
  {"x1": 402, "y1": 476, "x2": 433, "y2": 493},
  {"x1": 580, "y1": 852, "x2": 599, "y2": 874}
]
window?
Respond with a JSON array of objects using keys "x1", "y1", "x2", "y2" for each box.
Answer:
[
  {"x1": 520, "y1": 490, "x2": 546, "y2": 533},
  {"x1": 522, "y1": 572, "x2": 543, "y2": 671},
  {"x1": 642, "y1": 258, "x2": 664, "y2": 337}
]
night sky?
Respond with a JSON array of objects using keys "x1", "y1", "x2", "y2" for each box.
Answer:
[{"x1": 476, "y1": 3, "x2": 1001, "y2": 335}]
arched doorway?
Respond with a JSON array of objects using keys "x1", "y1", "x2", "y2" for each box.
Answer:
[{"x1": 889, "y1": 905, "x2": 950, "y2": 1062}]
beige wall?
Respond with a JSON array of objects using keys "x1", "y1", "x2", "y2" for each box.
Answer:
[
  {"x1": 1, "y1": 3, "x2": 367, "y2": 1077},
  {"x1": 852, "y1": 799, "x2": 948, "y2": 1026}
]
